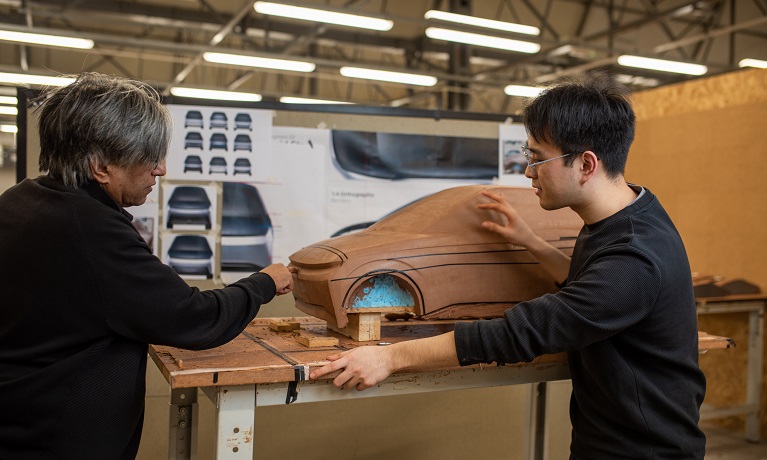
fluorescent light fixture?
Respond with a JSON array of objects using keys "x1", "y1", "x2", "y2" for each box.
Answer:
[
  {"x1": 424, "y1": 10, "x2": 539, "y2": 35},
  {"x1": 340, "y1": 67, "x2": 437, "y2": 86},
  {"x1": 615, "y1": 74, "x2": 660, "y2": 87},
  {"x1": 0, "y1": 29, "x2": 94, "y2": 49},
  {"x1": 169, "y1": 87, "x2": 262, "y2": 102},
  {"x1": 0, "y1": 106, "x2": 18, "y2": 116},
  {"x1": 203, "y1": 52, "x2": 316, "y2": 73},
  {"x1": 0, "y1": 124, "x2": 17, "y2": 133},
  {"x1": 280, "y1": 96, "x2": 353, "y2": 104},
  {"x1": 739, "y1": 58, "x2": 767, "y2": 69},
  {"x1": 0, "y1": 96, "x2": 17, "y2": 105},
  {"x1": 504, "y1": 85, "x2": 544, "y2": 98},
  {"x1": 617, "y1": 55, "x2": 707, "y2": 76},
  {"x1": 0, "y1": 72, "x2": 75, "y2": 87},
  {"x1": 425, "y1": 27, "x2": 540, "y2": 54},
  {"x1": 254, "y1": 2, "x2": 393, "y2": 31}
]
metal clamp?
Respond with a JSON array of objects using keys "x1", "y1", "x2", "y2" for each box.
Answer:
[{"x1": 286, "y1": 365, "x2": 310, "y2": 404}]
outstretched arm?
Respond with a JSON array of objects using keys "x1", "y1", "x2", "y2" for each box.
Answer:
[
  {"x1": 309, "y1": 332, "x2": 459, "y2": 391},
  {"x1": 477, "y1": 190, "x2": 571, "y2": 284}
]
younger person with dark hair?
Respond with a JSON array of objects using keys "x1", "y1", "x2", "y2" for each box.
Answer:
[{"x1": 311, "y1": 73, "x2": 706, "y2": 459}]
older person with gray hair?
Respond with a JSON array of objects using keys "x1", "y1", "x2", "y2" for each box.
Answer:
[{"x1": 0, "y1": 72, "x2": 293, "y2": 458}]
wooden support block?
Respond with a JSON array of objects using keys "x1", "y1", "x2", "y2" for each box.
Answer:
[
  {"x1": 328, "y1": 312, "x2": 381, "y2": 342},
  {"x1": 297, "y1": 334, "x2": 339, "y2": 348},
  {"x1": 269, "y1": 320, "x2": 300, "y2": 332}
]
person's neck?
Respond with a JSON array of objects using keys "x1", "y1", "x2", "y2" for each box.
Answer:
[{"x1": 572, "y1": 177, "x2": 638, "y2": 225}]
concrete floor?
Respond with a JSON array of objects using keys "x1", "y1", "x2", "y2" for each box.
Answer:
[{"x1": 703, "y1": 423, "x2": 767, "y2": 459}]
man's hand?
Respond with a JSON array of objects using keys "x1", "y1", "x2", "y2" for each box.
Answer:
[
  {"x1": 477, "y1": 190, "x2": 572, "y2": 283},
  {"x1": 310, "y1": 345, "x2": 396, "y2": 391},
  {"x1": 476, "y1": 190, "x2": 537, "y2": 247},
  {"x1": 259, "y1": 263, "x2": 294, "y2": 295},
  {"x1": 310, "y1": 332, "x2": 459, "y2": 391}
]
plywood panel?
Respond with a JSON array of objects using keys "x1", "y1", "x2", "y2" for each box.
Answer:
[{"x1": 628, "y1": 67, "x2": 767, "y2": 436}]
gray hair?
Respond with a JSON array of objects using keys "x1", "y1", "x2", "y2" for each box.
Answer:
[{"x1": 34, "y1": 72, "x2": 172, "y2": 187}]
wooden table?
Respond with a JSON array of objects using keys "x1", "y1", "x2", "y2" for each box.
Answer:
[
  {"x1": 696, "y1": 293, "x2": 767, "y2": 441},
  {"x1": 150, "y1": 317, "x2": 732, "y2": 460}
]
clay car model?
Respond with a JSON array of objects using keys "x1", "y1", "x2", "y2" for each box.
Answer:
[{"x1": 289, "y1": 185, "x2": 583, "y2": 329}]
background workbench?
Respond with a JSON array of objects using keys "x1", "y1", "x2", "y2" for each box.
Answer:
[
  {"x1": 696, "y1": 293, "x2": 767, "y2": 441},
  {"x1": 150, "y1": 316, "x2": 731, "y2": 460}
]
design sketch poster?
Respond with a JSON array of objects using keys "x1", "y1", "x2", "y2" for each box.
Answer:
[
  {"x1": 130, "y1": 185, "x2": 160, "y2": 255},
  {"x1": 164, "y1": 104, "x2": 272, "y2": 182},
  {"x1": 218, "y1": 127, "x2": 328, "y2": 285},
  {"x1": 324, "y1": 129, "x2": 497, "y2": 239},
  {"x1": 498, "y1": 123, "x2": 532, "y2": 187}
]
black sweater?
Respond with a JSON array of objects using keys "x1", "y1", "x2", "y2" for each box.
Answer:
[
  {"x1": 0, "y1": 177, "x2": 277, "y2": 459},
  {"x1": 454, "y1": 187, "x2": 706, "y2": 459}
]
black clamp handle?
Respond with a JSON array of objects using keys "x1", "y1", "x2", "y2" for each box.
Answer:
[{"x1": 286, "y1": 365, "x2": 310, "y2": 404}]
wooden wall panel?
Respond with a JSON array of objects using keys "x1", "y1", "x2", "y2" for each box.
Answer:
[{"x1": 627, "y1": 68, "x2": 767, "y2": 435}]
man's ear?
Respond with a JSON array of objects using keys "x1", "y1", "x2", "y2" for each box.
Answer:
[
  {"x1": 89, "y1": 157, "x2": 110, "y2": 185},
  {"x1": 580, "y1": 150, "x2": 599, "y2": 183}
]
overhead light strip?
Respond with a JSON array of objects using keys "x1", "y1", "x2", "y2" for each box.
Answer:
[
  {"x1": 203, "y1": 52, "x2": 316, "y2": 72},
  {"x1": 504, "y1": 85, "x2": 544, "y2": 98},
  {"x1": 0, "y1": 96, "x2": 17, "y2": 105},
  {"x1": 0, "y1": 106, "x2": 18, "y2": 116},
  {"x1": 0, "y1": 29, "x2": 94, "y2": 49},
  {"x1": 425, "y1": 27, "x2": 540, "y2": 54},
  {"x1": 424, "y1": 10, "x2": 539, "y2": 35},
  {"x1": 0, "y1": 72, "x2": 76, "y2": 87},
  {"x1": 617, "y1": 55, "x2": 707, "y2": 76},
  {"x1": 254, "y1": 2, "x2": 393, "y2": 31},
  {"x1": 280, "y1": 96, "x2": 353, "y2": 105},
  {"x1": 0, "y1": 124, "x2": 18, "y2": 133},
  {"x1": 169, "y1": 87, "x2": 262, "y2": 102},
  {"x1": 339, "y1": 67, "x2": 437, "y2": 86},
  {"x1": 739, "y1": 58, "x2": 767, "y2": 69}
]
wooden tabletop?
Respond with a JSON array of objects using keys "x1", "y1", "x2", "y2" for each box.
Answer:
[
  {"x1": 149, "y1": 316, "x2": 733, "y2": 389},
  {"x1": 696, "y1": 293, "x2": 767, "y2": 307}
]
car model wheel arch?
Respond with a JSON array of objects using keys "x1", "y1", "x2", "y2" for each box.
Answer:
[{"x1": 340, "y1": 268, "x2": 424, "y2": 316}]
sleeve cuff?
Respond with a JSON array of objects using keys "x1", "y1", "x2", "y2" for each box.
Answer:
[
  {"x1": 454, "y1": 321, "x2": 490, "y2": 366},
  {"x1": 248, "y1": 272, "x2": 277, "y2": 303}
]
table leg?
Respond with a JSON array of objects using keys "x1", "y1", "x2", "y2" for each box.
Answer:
[
  {"x1": 214, "y1": 385, "x2": 256, "y2": 459},
  {"x1": 532, "y1": 382, "x2": 547, "y2": 460},
  {"x1": 745, "y1": 306, "x2": 764, "y2": 442},
  {"x1": 169, "y1": 388, "x2": 197, "y2": 460}
]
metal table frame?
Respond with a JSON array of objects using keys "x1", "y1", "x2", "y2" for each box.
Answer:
[{"x1": 166, "y1": 361, "x2": 570, "y2": 460}]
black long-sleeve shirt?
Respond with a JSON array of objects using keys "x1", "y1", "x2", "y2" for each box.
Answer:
[
  {"x1": 0, "y1": 176, "x2": 276, "y2": 459},
  {"x1": 454, "y1": 187, "x2": 706, "y2": 459}
]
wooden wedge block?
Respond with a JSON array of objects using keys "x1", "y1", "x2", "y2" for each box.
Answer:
[
  {"x1": 327, "y1": 312, "x2": 381, "y2": 342},
  {"x1": 297, "y1": 334, "x2": 339, "y2": 348},
  {"x1": 269, "y1": 320, "x2": 298, "y2": 332}
]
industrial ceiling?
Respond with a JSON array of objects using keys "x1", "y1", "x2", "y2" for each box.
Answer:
[{"x1": 1, "y1": 0, "x2": 767, "y2": 118}]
